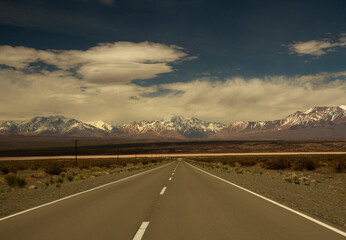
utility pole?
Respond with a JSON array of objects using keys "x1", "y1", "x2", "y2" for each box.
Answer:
[{"x1": 75, "y1": 140, "x2": 78, "y2": 167}]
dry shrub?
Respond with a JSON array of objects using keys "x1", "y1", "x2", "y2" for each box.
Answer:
[
  {"x1": 0, "y1": 167, "x2": 9, "y2": 175},
  {"x1": 239, "y1": 158, "x2": 257, "y2": 167},
  {"x1": 4, "y1": 175, "x2": 27, "y2": 187},
  {"x1": 293, "y1": 159, "x2": 318, "y2": 171},
  {"x1": 334, "y1": 159, "x2": 345, "y2": 173},
  {"x1": 44, "y1": 164, "x2": 65, "y2": 175},
  {"x1": 263, "y1": 158, "x2": 291, "y2": 170}
]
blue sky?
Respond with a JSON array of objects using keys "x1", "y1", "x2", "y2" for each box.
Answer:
[{"x1": 0, "y1": 0, "x2": 345, "y2": 123}]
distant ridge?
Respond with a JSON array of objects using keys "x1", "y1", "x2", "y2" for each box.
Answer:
[
  {"x1": 0, "y1": 106, "x2": 345, "y2": 139},
  {"x1": 214, "y1": 106, "x2": 346, "y2": 139}
]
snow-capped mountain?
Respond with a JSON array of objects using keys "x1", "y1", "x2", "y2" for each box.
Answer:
[
  {"x1": 215, "y1": 106, "x2": 346, "y2": 139},
  {"x1": 0, "y1": 116, "x2": 107, "y2": 137},
  {"x1": 171, "y1": 116, "x2": 226, "y2": 138},
  {"x1": 0, "y1": 121, "x2": 23, "y2": 134},
  {"x1": 280, "y1": 106, "x2": 346, "y2": 128},
  {"x1": 0, "y1": 106, "x2": 345, "y2": 139},
  {"x1": 86, "y1": 121, "x2": 114, "y2": 132},
  {"x1": 0, "y1": 115, "x2": 226, "y2": 138},
  {"x1": 117, "y1": 116, "x2": 226, "y2": 138}
]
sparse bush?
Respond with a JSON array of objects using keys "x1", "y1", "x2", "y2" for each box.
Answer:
[
  {"x1": 263, "y1": 158, "x2": 291, "y2": 170},
  {"x1": 293, "y1": 159, "x2": 318, "y2": 171},
  {"x1": 293, "y1": 177, "x2": 300, "y2": 184},
  {"x1": 18, "y1": 166, "x2": 25, "y2": 171},
  {"x1": 67, "y1": 176, "x2": 74, "y2": 181},
  {"x1": 56, "y1": 177, "x2": 64, "y2": 184},
  {"x1": 0, "y1": 167, "x2": 9, "y2": 175},
  {"x1": 16, "y1": 177, "x2": 27, "y2": 187},
  {"x1": 80, "y1": 165, "x2": 90, "y2": 170},
  {"x1": 4, "y1": 175, "x2": 27, "y2": 188},
  {"x1": 284, "y1": 177, "x2": 293, "y2": 183},
  {"x1": 56, "y1": 183, "x2": 61, "y2": 188},
  {"x1": 90, "y1": 166, "x2": 102, "y2": 171},
  {"x1": 240, "y1": 159, "x2": 257, "y2": 167},
  {"x1": 226, "y1": 161, "x2": 235, "y2": 167},
  {"x1": 30, "y1": 164, "x2": 40, "y2": 171},
  {"x1": 4, "y1": 175, "x2": 17, "y2": 187},
  {"x1": 334, "y1": 159, "x2": 345, "y2": 173},
  {"x1": 45, "y1": 164, "x2": 65, "y2": 175}
]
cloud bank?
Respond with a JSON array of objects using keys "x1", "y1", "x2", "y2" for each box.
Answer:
[
  {"x1": 0, "y1": 42, "x2": 190, "y2": 84},
  {"x1": 0, "y1": 65, "x2": 345, "y2": 123},
  {"x1": 287, "y1": 33, "x2": 346, "y2": 56},
  {"x1": 0, "y1": 42, "x2": 345, "y2": 124}
]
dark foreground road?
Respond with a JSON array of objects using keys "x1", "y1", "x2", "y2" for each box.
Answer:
[{"x1": 0, "y1": 161, "x2": 345, "y2": 240}]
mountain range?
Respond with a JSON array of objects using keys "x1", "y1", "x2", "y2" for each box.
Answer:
[{"x1": 0, "y1": 106, "x2": 345, "y2": 139}]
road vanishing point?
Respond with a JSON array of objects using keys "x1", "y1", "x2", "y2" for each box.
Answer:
[{"x1": 0, "y1": 161, "x2": 345, "y2": 240}]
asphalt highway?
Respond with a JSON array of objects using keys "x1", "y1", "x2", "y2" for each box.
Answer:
[{"x1": 0, "y1": 161, "x2": 345, "y2": 240}]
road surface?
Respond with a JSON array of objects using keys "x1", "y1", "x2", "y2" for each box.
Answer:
[
  {"x1": 1, "y1": 151, "x2": 345, "y2": 161},
  {"x1": 0, "y1": 161, "x2": 345, "y2": 240}
]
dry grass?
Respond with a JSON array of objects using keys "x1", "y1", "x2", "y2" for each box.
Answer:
[
  {"x1": 0, "y1": 158, "x2": 163, "y2": 174},
  {"x1": 0, "y1": 158, "x2": 167, "y2": 192},
  {"x1": 189, "y1": 154, "x2": 346, "y2": 172}
]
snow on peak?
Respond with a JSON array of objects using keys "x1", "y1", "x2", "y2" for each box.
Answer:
[
  {"x1": 304, "y1": 107, "x2": 315, "y2": 114},
  {"x1": 339, "y1": 105, "x2": 346, "y2": 111},
  {"x1": 86, "y1": 121, "x2": 113, "y2": 131}
]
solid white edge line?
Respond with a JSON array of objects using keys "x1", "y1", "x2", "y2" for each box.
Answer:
[
  {"x1": 132, "y1": 221, "x2": 150, "y2": 240},
  {"x1": 0, "y1": 162, "x2": 174, "y2": 222},
  {"x1": 169, "y1": 177, "x2": 172, "y2": 181},
  {"x1": 186, "y1": 162, "x2": 346, "y2": 237},
  {"x1": 160, "y1": 187, "x2": 167, "y2": 195}
]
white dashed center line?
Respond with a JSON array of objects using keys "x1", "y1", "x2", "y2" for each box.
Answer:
[
  {"x1": 172, "y1": 172, "x2": 174, "y2": 175},
  {"x1": 132, "y1": 221, "x2": 149, "y2": 240},
  {"x1": 160, "y1": 187, "x2": 167, "y2": 195},
  {"x1": 169, "y1": 177, "x2": 172, "y2": 181}
]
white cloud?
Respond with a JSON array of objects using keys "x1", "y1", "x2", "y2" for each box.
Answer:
[
  {"x1": 287, "y1": 33, "x2": 346, "y2": 56},
  {"x1": 0, "y1": 42, "x2": 191, "y2": 84},
  {"x1": 0, "y1": 67, "x2": 345, "y2": 124},
  {"x1": 157, "y1": 75, "x2": 346, "y2": 123}
]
